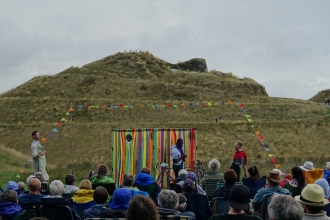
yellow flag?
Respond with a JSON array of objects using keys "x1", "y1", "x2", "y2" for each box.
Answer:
[
  {"x1": 247, "y1": 119, "x2": 252, "y2": 123},
  {"x1": 42, "y1": 137, "x2": 46, "y2": 143},
  {"x1": 268, "y1": 154, "x2": 274, "y2": 157},
  {"x1": 207, "y1": 102, "x2": 212, "y2": 106},
  {"x1": 61, "y1": 118, "x2": 66, "y2": 122}
]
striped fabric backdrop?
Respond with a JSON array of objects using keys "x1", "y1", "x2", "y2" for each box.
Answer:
[{"x1": 112, "y1": 128, "x2": 197, "y2": 187}]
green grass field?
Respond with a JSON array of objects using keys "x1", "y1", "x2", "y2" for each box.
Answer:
[{"x1": 0, "y1": 51, "x2": 329, "y2": 185}]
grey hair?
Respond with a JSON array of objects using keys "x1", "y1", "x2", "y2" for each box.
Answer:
[
  {"x1": 268, "y1": 194, "x2": 303, "y2": 220},
  {"x1": 34, "y1": 172, "x2": 44, "y2": 182},
  {"x1": 158, "y1": 190, "x2": 179, "y2": 210},
  {"x1": 26, "y1": 175, "x2": 36, "y2": 185},
  {"x1": 208, "y1": 159, "x2": 221, "y2": 171},
  {"x1": 178, "y1": 169, "x2": 188, "y2": 176},
  {"x1": 17, "y1": 182, "x2": 25, "y2": 189},
  {"x1": 49, "y1": 180, "x2": 64, "y2": 196}
]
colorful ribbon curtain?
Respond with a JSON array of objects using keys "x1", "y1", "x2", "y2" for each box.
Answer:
[{"x1": 112, "y1": 128, "x2": 197, "y2": 187}]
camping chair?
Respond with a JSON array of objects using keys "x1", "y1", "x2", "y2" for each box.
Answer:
[
  {"x1": 39, "y1": 205, "x2": 73, "y2": 220},
  {"x1": 261, "y1": 194, "x2": 273, "y2": 220},
  {"x1": 72, "y1": 200, "x2": 96, "y2": 219},
  {"x1": 159, "y1": 215, "x2": 192, "y2": 220},
  {"x1": 62, "y1": 192, "x2": 75, "y2": 199},
  {"x1": 212, "y1": 197, "x2": 229, "y2": 214},
  {"x1": 204, "y1": 178, "x2": 224, "y2": 201},
  {"x1": 242, "y1": 177, "x2": 266, "y2": 199},
  {"x1": 92, "y1": 183, "x2": 116, "y2": 196},
  {"x1": 184, "y1": 192, "x2": 212, "y2": 220},
  {"x1": 305, "y1": 169, "x2": 324, "y2": 184},
  {"x1": 20, "y1": 202, "x2": 42, "y2": 217}
]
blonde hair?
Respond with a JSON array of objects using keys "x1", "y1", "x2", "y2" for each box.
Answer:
[
  {"x1": 79, "y1": 179, "x2": 92, "y2": 190},
  {"x1": 236, "y1": 140, "x2": 243, "y2": 147}
]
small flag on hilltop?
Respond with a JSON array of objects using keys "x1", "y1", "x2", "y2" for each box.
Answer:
[
  {"x1": 227, "y1": 101, "x2": 232, "y2": 105},
  {"x1": 242, "y1": 109, "x2": 247, "y2": 113},
  {"x1": 173, "y1": 105, "x2": 178, "y2": 108},
  {"x1": 16, "y1": 174, "x2": 21, "y2": 179},
  {"x1": 268, "y1": 154, "x2": 274, "y2": 157},
  {"x1": 113, "y1": 106, "x2": 118, "y2": 109},
  {"x1": 275, "y1": 164, "x2": 281, "y2": 169},
  {"x1": 53, "y1": 128, "x2": 58, "y2": 132},
  {"x1": 57, "y1": 122, "x2": 61, "y2": 126},
  {"x1": 247, "y1": 119, "x2": 253, "y2": 123},
  {"x1": 69, "y1": 107, "x2": 74, "y2": 112},
  {"x1": 100, "y1": 105, "x2": 105, "y2": 109},
  {"x1": 24, "y1": 163, "x2": 28, "y2": 168},
  {"x1": 221, "y1": 101, "x2": 225, "y2": 105},
  {"x1": 213, "y1": 102, "x2": 218, "y2": 106},
  {"x1": 207, "y1": 102, "x2": 212, "y2": 106},
  {"x1": 129, "y1": 105, "x2": 133, "y2": 109},
  {"x1": 124, "y1": 106, "x2": 129, "y2": 108},
  {"x1": 194, "y1": 103, "x2": 199, "y2": 106},
  {"x1": 77, "y1": 105, "x2": 83, "y2": 109},
  {"x1": 139, "y1": 104, "x2": 144, "y2": 108},
  {"x1": 61, "y1": 118, "x2": 66, "y2": 122},
  {"x1": 271, "y1": 158, "x2": 277, "y2": 163},
  {"x1": 199, "y1": 103, "x2": 204, "y2": 107},
  {"x1": 215, "y1": 118, "x2": 218, "y2": 122},
  {"x1": 168, "y1": 103, "x2": 173, "y2": 107},
  {"x1": 180, "y1": 103, "x2": 185, "y2": 107},
  {"x1": 245, "y1": 115, "x2": 251, "y2": 118},
  {"x1": 19, "y1": 169, "x2": 24, "y2": 173},
  {"x1": 65, "y1": 112, "x2": 70, "y2": 116},
  {"x1": 118, "y1": 104, "x2": 124, "y2": 107},
  {"x1": 251, "y1": 125, "x2": 255, "y2": 128},
  {"x1": 28, "y1": 158, "x2": 33, "y2": 162},
  {"x1": 94, "y1": 105, "x2": 99, "y2": 109},
  {"x1": 189, "y1": 103, "x2": 193, "y2": 106},
  {"x1": 151, "y1": 105, "x2": 155, "y2": 109},
  {"x1": 48, "y1": 133, "x2": 53, "y2": 137},
  {"x1": 255, "y1": 131, "x2": 260, "y2": 135},
  {"x1": 265, "y1": 147, "x2": 270, "y2": 152},
  {"x1": 258, "y1": 136, "x2": 264, "y2": 140},
  {"x1": 42, "y1": 137, "x2": 46, "y2": 143},
  {"x1": 160, "y1": 105, "x2": 165, "y2": 108},
  {"x1": 239, "y1": 103, "x2": 244, "y2": 108}
]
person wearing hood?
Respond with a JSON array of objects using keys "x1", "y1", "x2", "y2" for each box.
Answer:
[
  {"x1": 133, "y1": 167, "x2": 160, "y2": 204},
  {"x1": 41, "y1": 180, "x2": 80, "y2": 220},
  {"x1": 72, "y1": 179, "x2": 95, "y2": 210},
  {"x1": 5, "y1": 181, "x2": 19, "y2": 194},
  {"x1": 90, "y1": 164, "x2": 114, "y2": 184},
  {"x1": 100, "y1": 188, "x2": 132, "y2": 218},
  {"x1": 0, "y1": 190, "x2": 26, "y2": 219},
  {"x1": 315, "y1": 178, "x2": 330, "y2": 217},
  {"x1": 64, "y1": 174, "x2": 79, "y2": 194}
]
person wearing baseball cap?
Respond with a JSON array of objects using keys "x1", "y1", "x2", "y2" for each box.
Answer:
[
  {"x1": 295, "y1": 184, "x2": 330, "y2": 219},
  {"x1": 209, "y1": 185, "x2": 261, "y2": 219}
]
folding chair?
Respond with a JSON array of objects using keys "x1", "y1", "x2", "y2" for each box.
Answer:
[
  {"x1": 39, "y1": 205, "x2": 73, "y2": 220},
  {"x1": 212, "y1": 197, "x2": 229, "y2": 214},
  {"x1": 204, "y1": 178, "x2": 223, "y2": 201}
]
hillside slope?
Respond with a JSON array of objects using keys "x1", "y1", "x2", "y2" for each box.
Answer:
[
  {"x1": 0, "y1": 51, "x2": 329, "y2": 182},
  {"x1": 309, "y1": 89, "x2": 330, "y2": 103}
]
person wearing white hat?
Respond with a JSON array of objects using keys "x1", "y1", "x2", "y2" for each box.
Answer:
[
  {"x1": 295, "y1": 184, "x2": 330, "y2": 220},
  {"x1": 300, "y1": 161, "x2": 315, "y2": 172}
]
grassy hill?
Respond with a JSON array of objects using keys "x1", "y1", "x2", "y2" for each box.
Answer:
[
  {"x1": 0, "y1": 51, "x2": 329, "y2": 184},
  {"x1": 309, "y1": 89, "x2": 330, "y2": 103}
]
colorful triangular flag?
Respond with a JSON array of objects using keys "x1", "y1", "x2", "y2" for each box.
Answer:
[
  {"x1": 258, "y1": 136, "x2": 264, "y2": 140},
  {"x1": 251, "y1": 125, "x2": 255, "y2": 128},
  {"x1": 28, "y1": 158, "x2": 33, "y2": 162},
  {"x1": 255, "y1": 131, "x2": 260, "y2": 135},
  {"x1": 151, "y1": 105, "x2": 155, "y2": 109},
  {"x1": 239, "y1": 103, "x2": 244, "y2": 108},
  {"x1": 19, "y1": 169, "x2": 24, "y2": 173},
  {"x1": 24, "y1": 163, "x2": 28, "y2": 168},
  {"x1": 275, "y1": 164, "x2": 281, "y2": 169},
  {"x1": 68, "y1": 107, "x2": 74, "y2": 112},
  {"x1": 271, "y1": 158, "x2": 277, "y2": 163},
  {"x1": 41, "y1": 137, "x2": 46, "y2": 142},
  {"x1": 173, "y1": 105, "x2": 178, "y2": 108},
  {"x1": 53, "y1": 128, "x2": 58, "y2": 132},
  {"x1": 16, "y1": 174, "x2": 20, "y2": 179},
  {"x1": 264, "y1": 147, "x2": 270, "y2": 152},
  {"x1": 242, "y1": 109, "x2": 247, "y2": 113},
  {"x1": 65, "y1": 112, "x2": 70, "y2": 116},
  {"x1": 247, "y1": 119, "x2": 252, "y2": 123},
  {"x1": 207, "y1": 102, "x2": 212, "y2": 106},
  {"x1": 48, "y1": 133, "x2": 53, "y2": 137},
  {"x1": 245, "y1": 115, "x2": 251, "y2": 118},
  {"x1": 268, "y1": 154, "x2": 274, "y2": 157}
]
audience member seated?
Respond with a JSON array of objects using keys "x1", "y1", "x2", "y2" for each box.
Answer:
[
  {"x1": 177, "y1": 193, "x2": 196, "y2": 220},
  {"x1": 245, "y1": 166, "x2": 261, "y2": 181},
  {"x1": 126, "y1": 195, "x2": 159, "y2": 220},
  {"x1": 283, "y1": 167, "x2": 305, "y2": 197},
  {"x1": 90, "y1": 164, "x2": 115, "y2": 184},
  {"x1": 33, "y1": 173, "x2": 49, "y2": 195},
  {"x1": 183, "y1": 179, "x2": 211, "y2": 220},
  {"x1": 280, "y1": 173, "x2": 292, "y2": 187},
  {"x1": 133, "y1": 167, "x2": 160, "y2": 204},
  {"x1": 17, "y1": 182, "x2": 25, "y2": 195},
  {"x1": 41, "y1": 180, "x2": 80, "y2": 220},
  {"x1": 157, "y1": 189, "x2": 194, "y2": 219},
  {"x1": 100, "y1": 188, "x2": 132, "y2": 218},
  {"x1": 83, "y1": 186, "x2": 108, "y2": 219},
  {"x1": 72, "y1": 179, "x2": 95, "y2": 213},
  {"x1": 268, "y1": 194, "x2": 303, "y2": 220},
  {"x1": 18, "y1": 177, "x2": 45, "y2": 208},
  {"x1": 5, "y1": 181, "x2": 19, "y2": 196},
  {"x1": 213, "y1": 169, "x2": 237, "y2": 198},
  {"x1": 173, "y1": 184, "x2": 183, "y2": 194},
  {"x1": 176, "y1": 169, "x2": 188, "y2": 186},
  {"x1": 121, "y1": 173, "x2": 149, "y2": 197},
  {"x1": 294, "y1": 184, "x2": 330, "y2": 220},
  {"x1": 186, "y1": 172, "x2": 206, "y2": 195},
  {"x1": 64, "y1": 174, "x2": 79, "y2": 194},
  {"x1": 200, "y1": 158, "x2": 223, "y2": 189},
  {"x1": 300, "y1": 161, "x2": 315, "y2": 172},
  {"x1": 315, "y1": 178, "x2": 330, "y2": 216},
  {"x1": 209, "y1": 185, "x2": 261, "y2": 220},
  {"x1": 34, "y1": 172, "x2": 44, "y2": 183},
  {"x1": 0, "y1": 189, "x2": 26, "y2": 219},
  {"x1": 252, "y1": 170, "x2": 290, "y2": 212},
  {"x1": 324, "y1": 162, "x2": 330, "y2": 184}
]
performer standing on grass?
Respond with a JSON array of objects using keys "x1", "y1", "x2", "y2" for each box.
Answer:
[
  {"x1": 172, "y1": 138, "x2": 187, "y2": 179},
  {"x1": 31, "y1": 131, "x2": 49, "y2": 182},
  {"x1": 230, "y1": 140, "x2": 247, "y2": 182}
]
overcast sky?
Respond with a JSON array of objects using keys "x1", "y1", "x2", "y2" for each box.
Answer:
[{"x1": 1, "y1": 1, "x2": 329, "y2": 99}]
